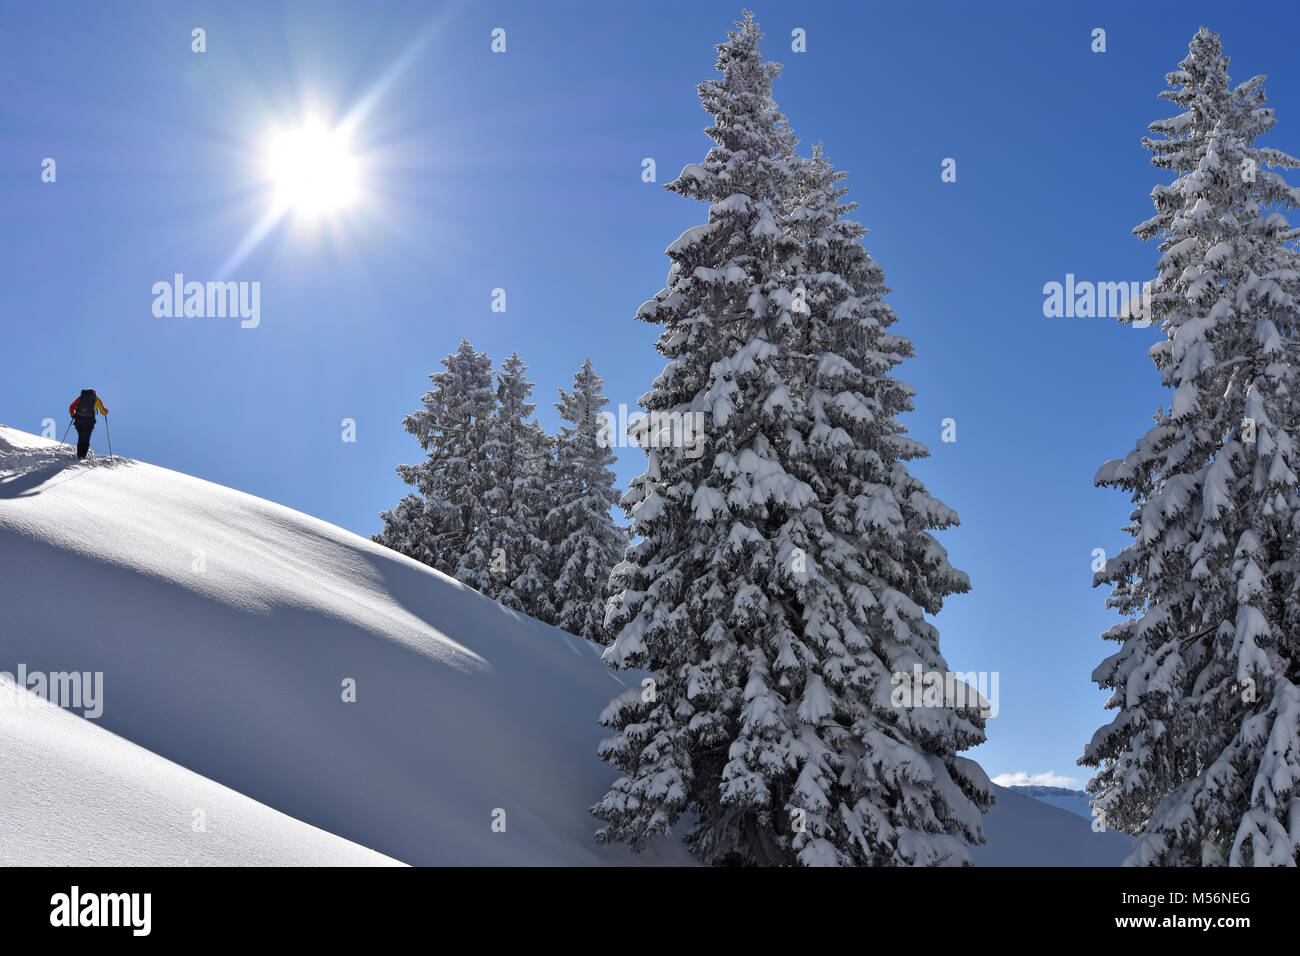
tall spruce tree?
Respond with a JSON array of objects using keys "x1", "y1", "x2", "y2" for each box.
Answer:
[
  {"x1": 782, "y1": 143, "x2": 991, "y2": 863},
  {"x1": 550, "y1": 358, "x2": 624, "y2": 641},
  {"x1": 1082, "y1": 28, "x2": 1300, "y2": 866},
  {"x1": 374, "y1": 339, "x2": 496, "y2": 584},
  {"x1": 593, "y1": 12, "x2": 988, "y2": 866},
  {"x1": 481, "y1": 352, "x2": 555, "y2": 620}
]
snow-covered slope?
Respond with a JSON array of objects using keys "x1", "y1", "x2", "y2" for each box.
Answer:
[
  {"x1": 0, "y1": 426, "x2": 1129, "y2": 865},
  {"x1": 0, "y1": 426, "x2": 692, "y2": 866},
  {"x1": 0, "y1": 680, "x2": 402, "y2": 866},
  {"x1": 972, "y1": 786, "x2": 1132, "y2": 866}
]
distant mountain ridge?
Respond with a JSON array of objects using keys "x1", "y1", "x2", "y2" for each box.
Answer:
[{"x1": 1010, "y1": 786, "x2": 1095, "y2": 821}]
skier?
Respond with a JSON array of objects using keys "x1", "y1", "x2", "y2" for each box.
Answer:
[{"x1": 68, "y1": 388, "x2": 108, "y2": 460}]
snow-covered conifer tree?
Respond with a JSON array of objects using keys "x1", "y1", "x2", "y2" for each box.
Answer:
[
  {"x1": 593, "y1": 12, "x2": 988, "y2": 866},
  {"x1": 480, "y1": 352, "x2": 555, "y2": 620},
  {"x1": 374, "y1": 339, "x2": 496, "y2": 585},
  {"x1": 1082, "y1": 28, "x2": 1300, "y2": 866},
  {"x1": 550, "y1": 358, "x2": 624, "y2": 641},
  {"x1": 372, "y1": 493, "x2": 436, "y2": 566}
]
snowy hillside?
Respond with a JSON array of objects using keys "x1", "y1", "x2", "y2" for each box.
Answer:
[
  {"x1": 0, "y1": 426, "x2": 1129, "y2": 865},
  {"x1": 973, "y1": 787, "x2": 1131, "y2": 866},
  {"x1": 0, "y1": 680, "x2": 402, "y2": 866},
  {"x1": 0, "y1": 425, "x2": 692, "y2": 866}
]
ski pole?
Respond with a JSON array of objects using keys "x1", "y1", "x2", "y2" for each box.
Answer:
[
  {"x1": 104, "y1": 416, "x2": 112, "y2": 460},
  {"x1": 60, "y1": 419, "x2": 73, "y2": 446}
]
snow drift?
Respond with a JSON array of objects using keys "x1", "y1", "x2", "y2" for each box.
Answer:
[
  {"x1": 972, "y1": 786, "x2": 1131, "y2": 866},
  {"x1": 0, "y1": 426, "x2": 1130, "y2": 865},
  {"x1": 0, "y1": 680, "x2": 401, "y2": 866}
]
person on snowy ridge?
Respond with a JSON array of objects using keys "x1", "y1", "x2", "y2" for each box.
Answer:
[{"x1": 68, "y1": 388, "x2": 108, "y2": 460}]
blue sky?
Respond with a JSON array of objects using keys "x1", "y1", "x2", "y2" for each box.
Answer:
[{"x1": 4, "y1": 0, "x2": 1299, "y2": 789}]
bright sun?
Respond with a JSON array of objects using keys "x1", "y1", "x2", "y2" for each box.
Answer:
[{"x1": 266, "y1": 120, "x2": 359, "y2": 217}]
